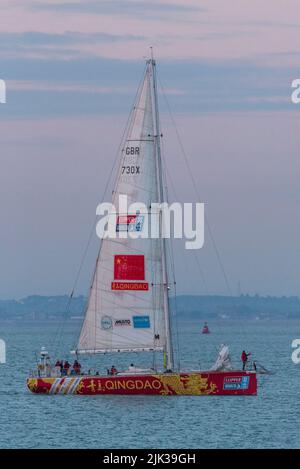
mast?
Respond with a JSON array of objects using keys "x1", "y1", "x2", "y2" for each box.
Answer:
[{"x1": 149, "y1": 57, "x2": 174, "y2": 371}]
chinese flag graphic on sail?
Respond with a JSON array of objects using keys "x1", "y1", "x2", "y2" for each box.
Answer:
[{"x1": 114, "y1": 255, "x2": 145, "y2": 280}]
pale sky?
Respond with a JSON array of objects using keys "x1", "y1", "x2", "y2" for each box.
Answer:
[{"x1": 0, "y1": 0, "x2": 300, "y2": 298}]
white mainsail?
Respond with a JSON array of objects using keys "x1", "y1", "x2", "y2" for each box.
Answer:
[{"x1": 76, "y1": 60, "x2": 173, "y2": 366}]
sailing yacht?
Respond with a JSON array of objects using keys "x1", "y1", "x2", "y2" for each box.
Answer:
[{"x1": 27, "y1": 58, "x2": 257, "y2": 396}]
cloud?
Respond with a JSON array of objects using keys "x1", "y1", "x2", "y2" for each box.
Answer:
[
  {"x1": 9, "y1": 80, "x2": 186, "y2": 96},
  {"x1": 0, "y1": 31, "x2": 146, "y2": 59},
  {"x1": 0, "y1": 55, "x2": 296, "y2": 119},
  {"x1": 0, "y1": 31, "x2": 145, "y2": 47},
  {"x1": 30, "y1": 0, "x2": 203, "y2": 19}
]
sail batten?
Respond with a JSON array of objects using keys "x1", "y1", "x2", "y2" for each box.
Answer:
[
  {"x1": 72, "y1": 347, "x2": 164, "y2": 355},
  {"x1": 76, "y1": 61, "x2": 169, "y2": 357}
]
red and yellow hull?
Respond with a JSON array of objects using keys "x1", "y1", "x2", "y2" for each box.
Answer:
[{"x1": 27, "y1": 371, "x2": 257, "y2": 396}]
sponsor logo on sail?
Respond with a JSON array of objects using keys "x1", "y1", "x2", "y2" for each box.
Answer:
[
  {"x1": 101, "y1": 315, "x2": 113, "y2": 330},
  {"x1": 133, "y1": 316, "x2": 150, "y2": 328},
  {"x1": 111, "y1": 282, "x2": 149, "y2": 291},
  {"x1": 116, "y1": 214, "x2": 144, "y2": 232},
  {"x1": 114, "y1": 319, "x2": 131, "y2": 326},
  {"x1": 96, "y1": 194, "x2": 205, "y2": 250}
]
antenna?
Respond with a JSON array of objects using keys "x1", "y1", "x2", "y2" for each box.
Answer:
[{"x1": 150, "y1": 45, "x2": 154, "y2": 61}]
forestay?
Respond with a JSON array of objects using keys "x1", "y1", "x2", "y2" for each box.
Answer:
[{"x1": 76, "y1": 61, "x2": 167, "y2": 354}]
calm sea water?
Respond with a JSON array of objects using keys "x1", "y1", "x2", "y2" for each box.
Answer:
[{"x1": 0, "y1": 318, "x2": 299, "y2": 449}]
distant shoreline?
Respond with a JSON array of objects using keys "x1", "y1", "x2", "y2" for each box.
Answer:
[{"x1": 1, "y1": 293, "x2": 300, "y2": 320}]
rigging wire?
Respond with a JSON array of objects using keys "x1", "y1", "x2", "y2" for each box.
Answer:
[
  {"x1": 162, "y1": 153, "x2": 209, "y2": 295},
  {"x1": 160, "y1": 132, "x2": 181, "y2": 371},
  {"x1": 52, "y1": 64, "x2": 148, "y2": 356},
  {"x1": 157, "y1": 74, "x2": 233, "y2": 297},
  {"x1": 157, "y1": 70, "x2": 246, "y2": 367}
]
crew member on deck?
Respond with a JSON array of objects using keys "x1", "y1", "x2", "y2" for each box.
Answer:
[
  {"x1": 241, "y1": 350, "x2": 251, "y2": 370},
  {"x1": 110, "y1": 365, "x2": 117, "y2": 375},
  {"x1": 73, "y1": 360, "x2": 81, "y2": 375},
  {"x1": 63, "y1": 360, "x2": 71, "y2": 376},
  {"x1": 55, "y1": 360, "x2": 62, "y2": 376}
]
